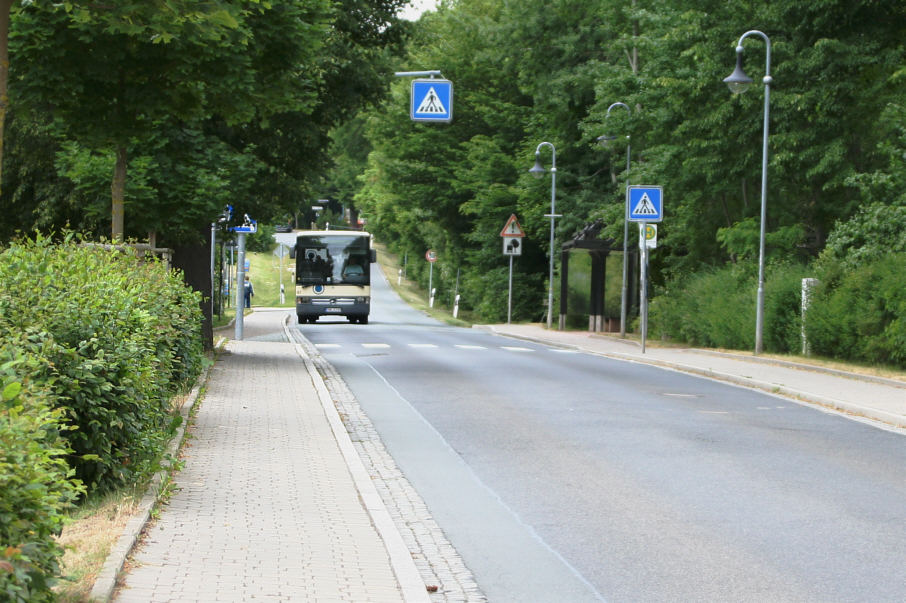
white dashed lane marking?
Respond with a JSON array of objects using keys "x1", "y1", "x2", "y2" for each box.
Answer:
[{"x1": 310, "y1": 341, "x2": 551, "y2": 353}]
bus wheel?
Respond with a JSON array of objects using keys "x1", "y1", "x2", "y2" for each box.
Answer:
[{"x1": 359, "y1": 315, "x2": 369, "y2": 325}]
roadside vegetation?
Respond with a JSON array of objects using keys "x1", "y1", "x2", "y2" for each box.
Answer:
[
  {"x1": 0, "y1": 234, "x2": 205, "y2": 600},
  {"x1": 333, "y1": 0, "x2": 906, "y2": 368}
]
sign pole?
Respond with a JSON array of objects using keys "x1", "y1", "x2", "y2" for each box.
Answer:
[
  {"x1": 235, "y1": 232, "x2": 246, "y2": 341},
  {"x1": 231, "y1": 213, "x2": 256, "y2": 341},
  {"x1": 507, "y1": 255, "x2": 514, "y2": 324},
  {"x1": 500, "y1": 214, "x2": 525, "y2": 324},
  {"x1": 640, "y1": 222, "x2": 648, "y2": 354}
]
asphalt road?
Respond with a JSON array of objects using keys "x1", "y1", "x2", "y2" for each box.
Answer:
[{"x1": 298, "y1": 267, "x2": 906, "y2": 602}]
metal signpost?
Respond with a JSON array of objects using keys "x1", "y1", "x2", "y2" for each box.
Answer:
[
  {"x1": 425, "y1": 249, "x2": 437, "y2": 306},
  {"x1": 232, "y1": 214, "x2": 257, "y2": 340},
  {"x1": 626, "y1": 186, "x2": 663, "y2": 353},
  {"x1": 500, "y1": 214, "x2": 525, "y2": 324}
]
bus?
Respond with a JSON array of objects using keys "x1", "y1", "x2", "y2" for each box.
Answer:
[{"x1": 291, "y1": 230, "x2": 376, "y2": 324}]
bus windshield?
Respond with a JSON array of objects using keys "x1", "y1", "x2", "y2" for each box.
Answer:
[{"x1": 296, "y1": 235, "x2": 370, "y2": 286}]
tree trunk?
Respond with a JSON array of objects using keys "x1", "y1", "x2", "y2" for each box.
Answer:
[
  {"x1": 111, "y1": 145, "x2": 127, "y2": 241},
  {"x1": 0, "y1": 0, "x2": 15, "y2": 199}
]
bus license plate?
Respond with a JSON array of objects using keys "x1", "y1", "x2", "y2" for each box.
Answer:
[{"x1": 325, "y1": 307, "x2": 342, "y2": 313}]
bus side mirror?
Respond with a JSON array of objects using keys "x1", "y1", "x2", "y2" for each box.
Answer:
[
  {"x1": 289, "y1": 244, "x2": 296, "y2": 259},
  {"x1": 370, "y1": 249, "x2": 377, "y2": 263}
]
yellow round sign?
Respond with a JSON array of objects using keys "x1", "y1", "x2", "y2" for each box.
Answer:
[{"x1": 644, "y1": 224, "x2": 656, "y2": 240}]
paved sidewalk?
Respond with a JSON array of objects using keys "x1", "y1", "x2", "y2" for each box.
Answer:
[
  {"x1": 480, "y1": 323, "x2": 906, "y2": 430},
  {"x1": 115, "y1": 310, "x2": 429, "y2": 602}
]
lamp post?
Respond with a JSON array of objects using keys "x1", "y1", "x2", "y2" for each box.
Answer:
[
  {"x1": 529, "y1": 142, "x2": 559, "y2": 329},
  {"x1": 724, "y1": 30, "x2": 771, "y2": 355},
  {"x1": 600, "y1": 102, "x2": 632, "y2": 338}
]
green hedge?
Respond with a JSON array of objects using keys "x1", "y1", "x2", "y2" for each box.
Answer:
[
  {"x1": 0, "y1": 234, "x2": 205, "y2": 491},
  {"x1": 648, "y1": 255, "x2": 906, "y2": 368},
  {"x1": 806, "y1": 254, "x2": 906, "y2": 366},
  {"x1": 649, "y1": 262, "x2": 809, "y2": 353},
  {"x1": 1, "y1": 335, "x2": 83, "y2": 602}
]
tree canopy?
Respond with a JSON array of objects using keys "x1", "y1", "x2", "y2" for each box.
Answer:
[
  {"x1": 349, "y1": 0, "x2": 906, "y2": 321},
  {"x1": 1, "y1": 0, "x2": 904, "y2": 331},
  {"x1": 1, "y1": 0, "x2": 407, "y2": 244}
]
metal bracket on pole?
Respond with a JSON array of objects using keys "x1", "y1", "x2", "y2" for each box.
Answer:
[{"x1": 395, "y1": 70, "x2": 443, "y2": 79}]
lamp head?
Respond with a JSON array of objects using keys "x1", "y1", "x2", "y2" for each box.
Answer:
[
  {"x1": 724, "y1": 49, "x2": 753, "y2": 94},
  {"x1": 529, "y1": 153, "x2": 547, "y2": 178}
]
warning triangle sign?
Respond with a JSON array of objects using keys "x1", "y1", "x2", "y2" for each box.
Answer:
[
  {"x1": 500, "y1": 214, "x2": 525, "y2": 237},
  {"x1": 416, "y1": 87, "x2": 447, "y2": 114},
  {"x1": 631, "y1": 192, "x2": 659, "y2": 216}
]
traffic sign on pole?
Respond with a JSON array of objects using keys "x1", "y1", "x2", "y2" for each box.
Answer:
[
  {"x1": 503, "y1": 238, "x2": 522, "y2": 255},
  {"x1": 639, "y1": 223, "x2": 657, "y2": 249},
  {"x1": 411, "y1": 79, "x2": 453, "y2": 122},
  {"x1": 627, "y1": 185, "x2": 663, "y2": 222},
  {"x1": 500, "y1": 214, "x2": 526, "y2": 238}
]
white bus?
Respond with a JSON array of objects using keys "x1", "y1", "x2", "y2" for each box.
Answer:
[{"x1": 292, "y1": 230, "x2": 376, "y2": 324}]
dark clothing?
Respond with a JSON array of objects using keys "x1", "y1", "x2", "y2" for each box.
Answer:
[{"x1": 244, "y1": 280, "x2": 254, "y2": 308}]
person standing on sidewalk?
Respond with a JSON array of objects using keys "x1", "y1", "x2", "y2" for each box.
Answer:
[{"x1": 243, "y1": 275, "x2": 254, "y2": 308}]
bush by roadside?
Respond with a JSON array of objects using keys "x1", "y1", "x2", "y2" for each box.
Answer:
[
  {"x1": 0, "y1": 233, "x2": 205, "y2": 492},
  {"x1": 1, "y1": 335, "x2": 84, "y2": 602},
  {"x1": 0, "y1": 233, "x2": 206, "y2": 598},
  {"x1": 806, "y1": 253, "x2": 906, "y2": 366},
  {"x1": 649, "y1": 255, "x2": 906, "y2": 369},
  {"x1": 649, "y1": 262, "x2": 809, "y2": 353}
]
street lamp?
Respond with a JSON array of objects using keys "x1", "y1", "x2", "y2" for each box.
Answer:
[
  {"x1": 529, "y1": 142, "x2": 559, "y2": 329},
  {"x1": 599, "y1": 102, "x2": 632, "y2": 338},
  {"x1": 724, "y1": 30, "x2": 772, "y2": 355}
]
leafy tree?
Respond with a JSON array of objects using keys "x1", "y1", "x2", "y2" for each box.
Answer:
[{"x1": 9, "y1": 0, "x2": 331, "y2": 241}]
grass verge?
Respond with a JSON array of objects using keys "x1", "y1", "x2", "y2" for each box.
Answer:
[
  {"x1": 53, "y1": 490, "x2": 142, "y2": 602},
  {"x1": 373, "y1": 242, "x2": 473, "y2": 327}
]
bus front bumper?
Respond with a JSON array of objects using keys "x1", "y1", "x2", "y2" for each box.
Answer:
[{"x1": 296, "y1": 297, "x2": 369, "y2": 318}]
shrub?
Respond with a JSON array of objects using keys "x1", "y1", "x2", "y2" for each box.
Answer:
[
  {"x1": 806, "y1": 254, "x2": 906, "y2": 367},
  {"x1": 650, "y1": 265, "x2": 754, "y2": 348},
  {"x1": 0, "y1": 335, "x2": 83, "y2": 602},
  {"x1": 0, "y1": 233, "x2": 204, "y2": 492},
  {"x1": 650, "y1": 262, "x2": 808, "y2": 353}
]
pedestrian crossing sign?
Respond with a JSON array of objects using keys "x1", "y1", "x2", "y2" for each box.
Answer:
[
  {"x1": 627, "y1": 185, "x2": 663, "y2": 222},
  {"x1": 411, "y1": 79, "x2": 453, "y2": 122}
]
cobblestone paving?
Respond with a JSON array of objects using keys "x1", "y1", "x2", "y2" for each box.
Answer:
[
  {"x1": 116, "y1": 335, "x2": 404, "y2": 602},
  {"x1": 288, "y1": 328, "x2": 487, "y2": 603}
]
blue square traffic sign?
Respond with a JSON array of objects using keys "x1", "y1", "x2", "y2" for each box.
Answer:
[
  {"x1": 627, "y1": 185, "x2": 663, "y2": 222},
  {"x1": 411, "y1": 79, "x2": 453, "y2": 122}
]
